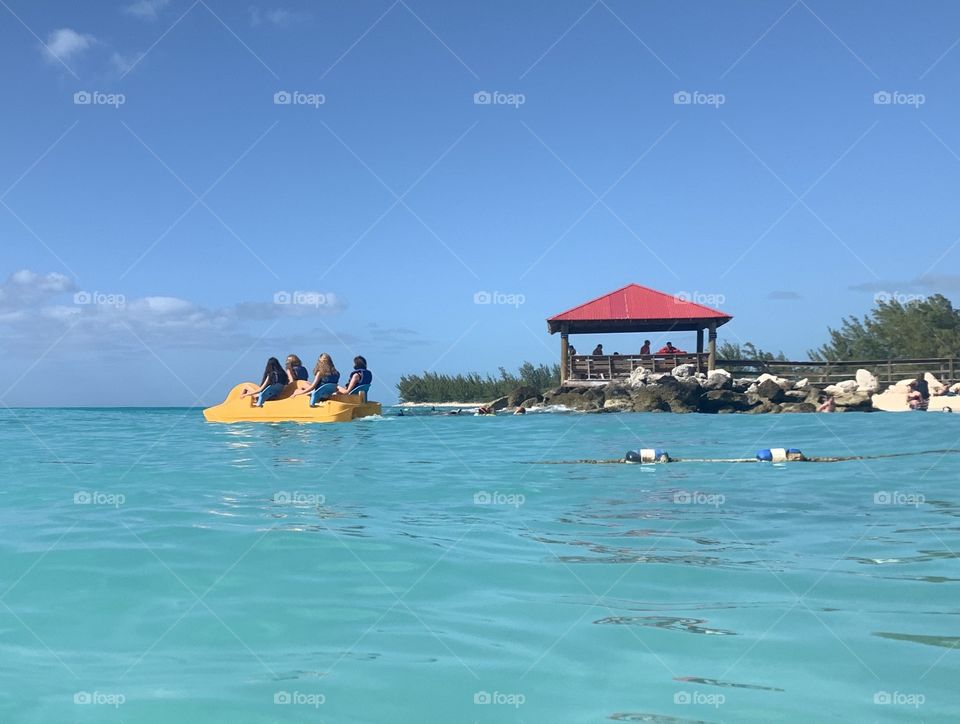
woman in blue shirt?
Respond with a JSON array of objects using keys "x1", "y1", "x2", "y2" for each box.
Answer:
[{"x1": 338, "y1": 355, "x2": 373, "y2": 394}]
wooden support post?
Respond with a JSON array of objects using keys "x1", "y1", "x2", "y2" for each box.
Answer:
[
  {"x1": 707, "y1": 323, "x2": 717, "y2": 372},
  {"x1": 696, "y1": 328, "x2": 704, "y2": 373},
  {"x1": 560, "y1": 331, "x2": 569, "y2": 384}
]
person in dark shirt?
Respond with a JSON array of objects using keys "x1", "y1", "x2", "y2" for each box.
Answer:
[
  {"x1": 285, "y1": 354, "x2": 309, "y2": 383},
  {"x1": 338, "y1": 355, "x2": 373, "y2": 394},
  {"x1": 592, "y1": 344, "x2": 603, "y2": 355},
  {"x1": 242, "y1": 357, "x2": 288, "y2": 406},
  {"x1": 640, "y1": 340, "x2": 651, "y2": 355}
]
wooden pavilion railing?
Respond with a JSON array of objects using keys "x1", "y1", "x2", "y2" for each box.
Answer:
[{"x1": 566, "y1": 355, "x2": 958, "y2": 385}]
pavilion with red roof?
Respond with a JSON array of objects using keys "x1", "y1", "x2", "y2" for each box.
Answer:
[{"x1": 547, "y1": 283, "x2": 733, "y2": 383}]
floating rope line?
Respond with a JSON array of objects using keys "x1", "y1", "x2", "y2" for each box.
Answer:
[{"x1": 529, "y1": 448, "x2": 960, "y2": 465}]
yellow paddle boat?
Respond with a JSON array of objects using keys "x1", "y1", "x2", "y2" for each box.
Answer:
[{"x1": 203, "y1": 380, "x2": 381, "y2": 423}]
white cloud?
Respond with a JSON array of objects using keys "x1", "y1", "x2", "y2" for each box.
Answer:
[
  {"x1": 42, "y1": 28, "x2": 95, "y2": 64},
  {"x1": 0, "y1": 270, "x2": 348, "y2": 355},
  {"x1": 248, "y1": 6, "x2": 303, "y2": 27},
  {"x1": 122, "y1": 0, "x2": 170, "y2": 20}
]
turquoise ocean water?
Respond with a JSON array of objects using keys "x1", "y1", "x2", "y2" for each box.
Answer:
[{"x1": 1, "y1": 407, "x2": 958, "y2": 722}]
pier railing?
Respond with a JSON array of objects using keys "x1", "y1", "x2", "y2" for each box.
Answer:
[{"x1": 566, "y1": 355, "x2": 958, "y2": 385}]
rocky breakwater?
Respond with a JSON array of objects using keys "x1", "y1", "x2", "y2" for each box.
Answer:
[{"x1": 531, "y1": 364, "x2": 878, "y2": 414}]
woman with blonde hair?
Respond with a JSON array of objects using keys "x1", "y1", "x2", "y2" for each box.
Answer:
[{"x1": 292, "y1": 353, "x2": 341, "y2": 405}]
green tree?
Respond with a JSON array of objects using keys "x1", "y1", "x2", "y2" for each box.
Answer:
[
  {"x1": 397, "y1": 362, "x2": 560, "y2": 403},
  {"x1": 809, "y1": 294, "x2": 960, "y2": 360}
]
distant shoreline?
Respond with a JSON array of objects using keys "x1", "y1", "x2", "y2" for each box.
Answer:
[{"x1": 397, "y1": 401, "x2": 483, "y2": 408}]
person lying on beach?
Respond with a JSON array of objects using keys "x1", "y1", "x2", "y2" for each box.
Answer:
[
  {"x1": 285, "y1": 354, "x2": 309, "y2": 383},
  {"x1": 292, "y1": 353, "x2": 341, "y2": 402},
  {"x1": 241, "y1": 357, "x2": 288, "y2": 406},
  {"x1": 338, "y1": 355, "x2": 373, "y2": 394}
]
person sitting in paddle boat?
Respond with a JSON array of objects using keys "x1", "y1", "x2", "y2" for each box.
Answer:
[
  {"x1": 292, "y1": 353, "x2": 341, "y2": 406},
  {"x1": 338, "y1": 355, "x2": 373, "y2": 395},
  {"x1": 285, "y1": 354, "x2": 309, "y2": 383},
  {"x1": 241, "y1": 357, "x2": 288, "y2": 406}
]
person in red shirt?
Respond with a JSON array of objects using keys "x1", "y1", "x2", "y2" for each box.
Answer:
[{"x1": 656, "y1": 341, "x2": 686, "y2": 355}]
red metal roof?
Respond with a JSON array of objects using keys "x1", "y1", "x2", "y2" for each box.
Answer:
[{"x1": 548, "y1": 284, "x2": 732, "y2": 324}]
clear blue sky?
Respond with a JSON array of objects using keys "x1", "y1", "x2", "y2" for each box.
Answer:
[{"x1": 3, "y1": 0, "x2": 960, "y2": 405}]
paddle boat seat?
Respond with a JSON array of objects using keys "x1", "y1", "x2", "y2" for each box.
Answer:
[
  {"x1": 309, "y1": 382, "x2": 338, "y2": 406},
  {"x1": 349, "y1": 383, "x2": 371, "y2": 398}
]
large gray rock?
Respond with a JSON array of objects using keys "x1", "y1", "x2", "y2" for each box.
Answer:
[
  {"x1": 487, "y1": 395, "x2": 510, "y2": 411},
  {"x1": 702, "y1": 368, "x2": 733, "y2": 391},
  {"x1": 671, "y1": 363, "x2": 697, "y2": 379},
  {"x1": 544, "y1": 391, "x2": 602, "y2": 412},
  {"x1": 631, "y1": 377, "x2": 701, "y2": 413},
  {"x1": 756, "y1": 379, "x2": 787, "y2": 403},
  {"x1": 602, "y1": 398, "x2": 633, "y2": 412},
  {"x1": 506, "y1": 385, "x2": 540, "y2": 407},
  {"x1": 825, "y1": 380, "x2": 858, "y2": 395},
  {"x1": 779, "y1": 402, "x2": 817, "y2": 413},
  {"x1": 833, "y1": 391, "x2": 872, "y2": 411},
  {"x1": 698, "y1": 389, "x2": 753, "y2": 413}
]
